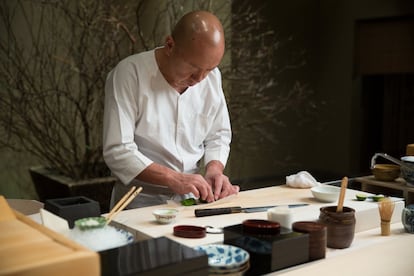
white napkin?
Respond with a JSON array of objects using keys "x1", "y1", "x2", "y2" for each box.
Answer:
[{"x1": 286, "y1": 171, "x2": 320, "y2": 188}]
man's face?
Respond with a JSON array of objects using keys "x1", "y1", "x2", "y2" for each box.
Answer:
[{"x1": 169, "y1": 38, "x2": 224, "y2": 88}]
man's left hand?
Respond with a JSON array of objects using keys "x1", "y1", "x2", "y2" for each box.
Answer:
[{"x1": 204, "y1": 161, "x2": 239, "y2": 200}]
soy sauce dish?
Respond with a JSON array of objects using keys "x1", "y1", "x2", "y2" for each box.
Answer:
[{"x1": 153, "y1": 208, "x2": 179, "y2": 224}]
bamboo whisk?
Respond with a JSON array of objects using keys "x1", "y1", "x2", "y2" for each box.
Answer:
[{"x1": 378, "y1": 198, "x2": 395, "y2": 236}]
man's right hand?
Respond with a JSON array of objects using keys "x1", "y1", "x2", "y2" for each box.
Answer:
[{"x1": 136, "y1": 163, "x2": 215, "y2": 202}]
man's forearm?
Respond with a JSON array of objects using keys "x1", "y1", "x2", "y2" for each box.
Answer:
[{"x1": 135, "y1": 163, "x2": 178, "y2": 188}]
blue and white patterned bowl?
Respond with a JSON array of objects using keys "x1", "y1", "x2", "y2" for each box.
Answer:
[
  {"x1": 401, "y1": 156, "x2": 414, "y2": 186},
  {"x1": 193, "y1": 244, "x2": 249, "y2": 269},
  {"x1": 402, "y1": 204, "x2": 414, "y2": 233}
]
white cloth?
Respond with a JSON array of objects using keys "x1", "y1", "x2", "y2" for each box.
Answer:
[
  {"x1": 286, "y1": 171, "x2": 320, "y2": 188},
  {"x1": 103, "y1": 49, "x2": 231, "y2": 207}
]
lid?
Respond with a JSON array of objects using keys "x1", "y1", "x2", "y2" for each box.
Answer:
[
  {"x1": 173, "y1": 225, "x2": 206, "y2": 238},
  {"x1": 242, "y1": 219, "x2": 280, "y2": 235}
]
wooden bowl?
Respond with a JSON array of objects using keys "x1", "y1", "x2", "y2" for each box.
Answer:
[{"x1": 372, "y1": 164, "x2": 400, "y2": 182}]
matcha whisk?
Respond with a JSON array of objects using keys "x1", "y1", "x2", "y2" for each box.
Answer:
[{"x1": 378, "y1": 198, "x2": 395, "y2": 236}]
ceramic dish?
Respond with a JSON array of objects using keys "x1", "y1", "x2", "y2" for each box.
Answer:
[
  {"x1": 311, "y1": 185, "x2": 340, "y2": 202},
  {"x1": 152, "y1": 208, "x2": 179, "y2": 224},
  {"x1": 74, "y1": 216, "x2": 107, "y2": 230},
  {"x1": 193, "y1": 244, "x2": 249, "y2": 269},
  {"x1": 401, "y1": 156, "x2": 414, "y2": 186},
  {"x1": 173, "y1": 225, "x2": 206, "y2": 238},
  {"x1": 209, "y1": 261, "x2": 250, "y2": 275}
]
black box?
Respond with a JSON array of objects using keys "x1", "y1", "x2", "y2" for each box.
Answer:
[
  {"x1": 99, "y1": 237, "x2": 209, "y2": 276},
  {"x1": 44, "y1": 196, "x2": 101, "y2": 228},
  {"x1": 224, "y1": 224, "x2": 309, "y2": 275}
]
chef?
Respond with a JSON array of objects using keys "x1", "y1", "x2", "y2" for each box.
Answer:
[{"x1": 103, "y1": 10, "x2": 239, "y2": 208}]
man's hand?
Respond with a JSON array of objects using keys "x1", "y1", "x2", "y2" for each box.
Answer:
[
  {"x1": 170, "y1": 173, "x2": 215, "y2": 202},
  {"x1": 137, "y1": 163, "x2": 216, "y2": 202},
  {"x1": 136, "y1": 161, "x2": 239, "y2": 202},
  {"x1": 205, "y1": 160, "x2": 239, "y2": 200}
]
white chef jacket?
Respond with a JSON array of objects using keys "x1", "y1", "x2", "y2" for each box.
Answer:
[{"x1": 103, "y1": 49, "x2": 232, "y2": 208}]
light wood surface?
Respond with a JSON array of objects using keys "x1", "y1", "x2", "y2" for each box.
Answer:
[
  {"x1": 0, "y1": 196, "x2": 100, "y2": 276},
  {"x1": 271, "y1": 223, "x2": 413, "y2": 276},
  {"x1": 111, "y1": 184, "x2": 412, "y2": 276},
  {"x1": 356, "y1": 175, "x2": 414, "y2": 204},
  {"x1": 112, "y1": 184, "x2": 404, "y2": 247}
]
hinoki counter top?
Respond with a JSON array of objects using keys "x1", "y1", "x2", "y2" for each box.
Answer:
[
  {"x1": 18, "y1": 183, "x2": 412, "y2": 275},
  {"x1": 111, "y1": 185, "x2": 413, "y2": 275},
  {"x1": 271, "y1": 223, "x2": 413, "y2": 276},
  {"x1": 112, "y1": 185, "x2": 404, "y2": 246},
  {"x1": 111, "y1": 185, "x2": 414, "y2": 276}
]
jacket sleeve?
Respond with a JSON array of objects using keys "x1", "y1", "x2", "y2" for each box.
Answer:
[{"x1": 102, "y1": 61, "x2": 153, "y2": 184}]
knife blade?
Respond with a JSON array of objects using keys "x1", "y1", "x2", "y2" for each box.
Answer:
[{"x1": 194, "y1": 204, "x2": 309, "y2": 217}]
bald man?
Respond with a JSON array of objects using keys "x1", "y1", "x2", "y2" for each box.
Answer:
[{"x1": 103, "y1": 11, "x2": 239, "y2": 208}]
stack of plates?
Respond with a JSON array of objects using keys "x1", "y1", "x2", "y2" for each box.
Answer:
[{"x1": 194, "y1": 244, "x2": 250, "y2": 275}]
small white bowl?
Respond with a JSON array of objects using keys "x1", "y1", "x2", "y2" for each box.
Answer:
[
  {"x1": 152, "y1": 208, "x2": 179, "y2": 224},
  {"x1": 311, "y1": 185, "x2": 340, "y2": 202}
]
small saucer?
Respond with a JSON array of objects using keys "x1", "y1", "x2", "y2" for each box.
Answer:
[{"x1": 173, "y1": 225, "x2": 206, "y2": 238}]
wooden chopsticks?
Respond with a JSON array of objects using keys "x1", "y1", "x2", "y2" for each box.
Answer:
[{"x1": 106, "y1": 186, "x2": 143, "y2": 225}]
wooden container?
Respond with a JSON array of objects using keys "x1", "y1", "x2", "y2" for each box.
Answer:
[
  {"x1": 371, "y1": 164, "x2": 400, "y2": 182},
  {"x1": 292, "y1": 221, "x2": 327, "y2": 261},
  {"x1": 318, "y1": 206, "x2": 356, "y2": 249},
  {"x1": 407, "y1": 144, "x2": 414, "y2": 156},
  {"x1": 0, "y1": 196, "x2": 100, "y2": 276}
]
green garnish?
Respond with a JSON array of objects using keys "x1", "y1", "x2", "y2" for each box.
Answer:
[
  {"x1": 180, "y1": 198, "x2": 209, "y2": 206},
  {"x1": 372, "y1": 194, "x2": 385, "y2": 202},
  {"x1": 356, "y1": 194, "x2": 367, "y2": 201},
  {"x1": 181, "y1": 198, "x2": 197, "y2": 206},
  {"x1": 74, "y1": 216, "x2": 106, "y2": 230}
]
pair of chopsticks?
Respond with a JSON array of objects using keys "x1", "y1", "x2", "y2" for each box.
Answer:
[{"x1": 106, "y1": 186, "x2": 143, "y2": 225}]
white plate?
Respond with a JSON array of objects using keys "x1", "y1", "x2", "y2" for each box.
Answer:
[{"x1": 193, "y1": 244, "x2": 249, "y2": 269}]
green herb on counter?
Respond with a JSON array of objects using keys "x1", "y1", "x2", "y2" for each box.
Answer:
[{"x1": 181, "y1": 198, "x2": 197, "y2": 206}]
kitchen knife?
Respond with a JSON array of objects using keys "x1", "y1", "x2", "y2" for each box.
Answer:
[{"x1": 194, "y1": 204, "x2": 309, "y2": 217}]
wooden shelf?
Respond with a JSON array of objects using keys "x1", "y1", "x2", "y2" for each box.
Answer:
[{"x1": 355, "y1": 176, "x2": 414, "y2": 205}]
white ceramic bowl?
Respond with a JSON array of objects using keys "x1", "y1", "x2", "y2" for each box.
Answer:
[
  {"x1": 152, "y1": 208, "x2": 179, "y2": 224},
  {"x1": 311, "y1": 185, "x2": 340, "y2": 202}
]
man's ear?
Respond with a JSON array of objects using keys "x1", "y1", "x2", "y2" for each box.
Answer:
[{"x1": 165, "y1": 36, "x2": 174, "y2": 54}]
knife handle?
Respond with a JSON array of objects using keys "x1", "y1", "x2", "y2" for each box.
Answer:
[{"x1": 195, "y1": 207, "x2": 242, "y2": 217}]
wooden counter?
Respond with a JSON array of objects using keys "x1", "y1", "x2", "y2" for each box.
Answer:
[
  {"x1": 111, "y1": 185, "x2": 412, "y2": 276},
  {"x1": 112, "y1": 185, "x2": 404, "y2": 246},
  {"x1": 272, "y1": 223, "x2": 413, "y2": 276},
  {"x1": 356, "y1": 175, "x2": 414, "y2": 205}
]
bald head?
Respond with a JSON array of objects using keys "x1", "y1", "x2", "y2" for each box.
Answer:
[
  {"x1": 172, "y1": 11, "x2": 225, "y2": 50},
  {"x1": 157, "y1": 11, "x2": 225, "y2": 92}
]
